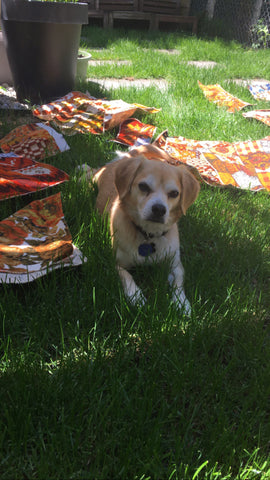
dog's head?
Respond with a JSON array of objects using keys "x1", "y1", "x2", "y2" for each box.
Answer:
[{"x1": 114, "y1": 145, "x2": 200, "y2": 234}]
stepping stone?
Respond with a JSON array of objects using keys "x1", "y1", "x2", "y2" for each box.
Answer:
[
  {"x1": 186, "y1": 60, "x2": 218, "y2": 68},
  {"x1": 230, "y1": 78, "x2": 269, "y2": 86},
  {"x1": 89, "y1": 59, "x2": 132, "y2": 66},
  {"x1": 87, "y1": 77, "x2": 168, "y2": 91}
]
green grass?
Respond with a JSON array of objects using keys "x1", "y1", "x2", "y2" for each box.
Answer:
[{"x1": 0, "y1": 26, "x2": 270, "y2": 479}]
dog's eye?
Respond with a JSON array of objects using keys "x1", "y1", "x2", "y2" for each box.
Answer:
[
  {"x1": 168, "y1": 190, "x2": 179, "y2": 198},
  {"x1": 138, "y1": 182, "x2": 151, "y2": 194}
]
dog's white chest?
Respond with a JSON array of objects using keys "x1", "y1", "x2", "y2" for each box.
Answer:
[{"x1": 116, "y1": 228, "x2": 179, "y2": 269}]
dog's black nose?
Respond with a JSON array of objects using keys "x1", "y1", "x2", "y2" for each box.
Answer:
[{"x1": 152, "y1": 203, "x2": 166, "y2": 217}]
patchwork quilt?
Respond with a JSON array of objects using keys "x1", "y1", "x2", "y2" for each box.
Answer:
[
  {"x1": 0, "y1": 123, "x2": 69, "y2": 160},
  {"x1": 155, "y1": 131, "x2": 270, "y2": 191}
]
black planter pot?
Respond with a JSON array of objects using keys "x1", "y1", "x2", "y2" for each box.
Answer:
[{"x1": 1, "y1": 0, "x2": 88, "y2": 104}]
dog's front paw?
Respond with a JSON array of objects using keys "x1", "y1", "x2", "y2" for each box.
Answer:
[
  {"x1": 172, "y1": 291, "x2": 191, "y2": 316},
  {"x1": 128, "y1": 288, "x2": 147, "y2": 308}
]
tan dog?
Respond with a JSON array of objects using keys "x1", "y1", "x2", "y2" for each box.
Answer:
[{"x1": 82, "y1": 144, "x2": 200, "y2": 314}]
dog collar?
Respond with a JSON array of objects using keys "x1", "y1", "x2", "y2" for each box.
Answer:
[{"x1": 133, "y1": 222, "x2": 168, "y2": 240}]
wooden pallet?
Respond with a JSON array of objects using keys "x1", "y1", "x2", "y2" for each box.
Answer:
[{"x1": 87, "y1": 0, "x2": 197, "y2": 33}]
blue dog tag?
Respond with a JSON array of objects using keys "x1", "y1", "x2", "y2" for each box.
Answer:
[{"x1": 138, "y1": 243, "x2": 156, "y2": 257}]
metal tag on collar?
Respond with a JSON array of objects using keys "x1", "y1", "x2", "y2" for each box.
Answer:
[{"x1": 138, "y1": 242, "x2": 156, "y2": 257}]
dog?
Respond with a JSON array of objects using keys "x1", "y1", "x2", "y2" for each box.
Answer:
[{"x1": 81, "y1": 144, "x2": 200, "y2": 314}]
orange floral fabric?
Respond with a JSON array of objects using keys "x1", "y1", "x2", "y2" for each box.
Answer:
[
  {"x1": 0, "y1": 193, "x2": 84, "y2": 283},
  {"x1": 155, "y1": 131, "x2": 270, "y2": 191},
  {"x1": 33, "y1": 91, "x2": 160, "y2": 136},
  {"x1": 0, "y1": 123, "x2": 69, "y2": 160},
  {"x1": 198, "y1": 81, "x2": 252, "y2": 113},
  {"x1": 113, "y1": 118, "x2": 156, "y2": 146},
  {"x1": 0, "y1": 153, "x2": 69, "y2": 200}
]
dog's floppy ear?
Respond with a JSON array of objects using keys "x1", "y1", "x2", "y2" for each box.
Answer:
[
  {"x1": 114, "y1": 156, "x2": 143, "y2": 199},
  {"x1": 178, "y1": 167, "x2": 200, "y2": 215}
]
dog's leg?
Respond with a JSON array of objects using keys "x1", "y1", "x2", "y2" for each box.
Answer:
[
  {"x1": 117, "y1": 266, "x2": 146, "y2": 306},
  {"x1": 168, "y1": 257, "x2": 191, "y2": 315}
]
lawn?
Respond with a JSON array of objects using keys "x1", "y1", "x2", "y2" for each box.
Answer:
[{"x1": 0, "y1": 26, "x2": 270, "y2": 479}]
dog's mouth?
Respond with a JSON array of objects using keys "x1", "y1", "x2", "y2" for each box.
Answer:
[{"x1": 147, "y1": 215, "x2": 165, "y2": 224}]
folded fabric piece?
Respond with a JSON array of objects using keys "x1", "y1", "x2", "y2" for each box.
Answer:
[
  {"x1": 0, "y1": 153, "x2": 69, "y2": 200},
  {"x1": 242, "y1": 110, "x2": 270, "y2": 127},
  {"x1": 113, "y1": 118, "x2": 157, "y2": 146},
  {"x1": 247, "y1": 82, "x2": 270, "y2": 101},
  {"x1": 155, "y1": 131, "x2": 270, "y2": 192},
  {"x1": 0, "y1": 193, "x2": 85, "y2": 283},
  {"x1": 198, "y1": 81, "x2": 252, "y2": 113},
  {"x1": 0, "y1": 123, "x2": 69, "y2": 160},
  {"x1": 32, "y1": 91, "x2": 160, "y2": 135}
]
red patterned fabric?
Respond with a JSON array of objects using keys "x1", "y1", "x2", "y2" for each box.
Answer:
[
  {"x1": 113, "y1": 118, "x2": 156, "y2": 146},
  {"x1": 0, "y1": 153, "x2": 69, "y2": 200}
]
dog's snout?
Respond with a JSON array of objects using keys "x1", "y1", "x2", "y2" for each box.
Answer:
[{"x1": 152, "y1": 203, "x2": 166, "y2": 217}]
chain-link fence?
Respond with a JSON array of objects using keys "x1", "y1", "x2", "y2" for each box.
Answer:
[{"x1": 190, "y1": 0, "x2": 270, "y2": 47}]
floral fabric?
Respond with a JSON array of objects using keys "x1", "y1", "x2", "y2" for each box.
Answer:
[
  {"x1": 0, "y1": 193, "x2": 84, "y2": 283},
  {"x1": 198, "y1": 81, "x2": 252, "y2": 112},
  {"x1": 155, "y1": 131, "x2": 270, "y2": 191},
  {"x1": 0, "y1": 153, "x2": 69, "y2": 200}
]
